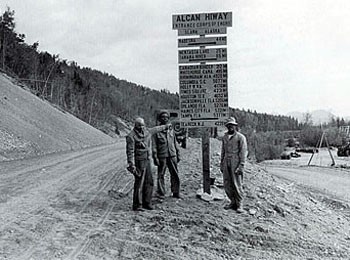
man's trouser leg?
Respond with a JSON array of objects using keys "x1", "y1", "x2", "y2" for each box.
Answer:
[
  {"x1": 166, "y1": 157, "x2": 180, "y2": 196},
  {"x1": 156, "y1": 158, "x2": 167, "y2": 196},
  {"x1": 229, "y1": 159, "x2": 243, "y2": 207},
  {"x1": 223, "y1": 159, "x2": 243, "y2": 207},
  {"x1": 222, "y1": 161, "x2": 235, "y2": 206},
  {"x1": 141, "y1": 160, "x2": 154, "y2": 206},
  {"x1": 132, "y1": 174, "x2": 143, "y2": 210},
  {"x1": 133, "y1": 160, "x2": 153, "y2": 209}
]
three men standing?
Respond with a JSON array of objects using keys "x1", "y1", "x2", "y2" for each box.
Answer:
[
  {"x1": 220, "y1": 117, "x2": 248, "y2": 213},
  {"x1": 152, "y1": 110, "x2": 181, "y2": 199},
  {"x1": 126, "y1": 114, "x2": 247, "y2": 213},
  {"x1": 126, "y1": 117, "x2": 171, "y2": 211}
]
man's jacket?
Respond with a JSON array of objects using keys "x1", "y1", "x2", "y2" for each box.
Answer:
[
  {"x1": 220, "y1": 131, "x2": 248, "y2": 169},
  {"x1": 126, "y1": 125, "x2": 167, "y2": 166},
  {"x1": 152, "y1": 129, "x2": 180, "y2": 159}
]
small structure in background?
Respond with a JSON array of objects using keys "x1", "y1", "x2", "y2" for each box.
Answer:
[
  {"x1": 337, "y1": 141, "x2": 350, "y2": 157},
  {"x1": 337, "y1": 126, "x2": 350, "y2": 157}
]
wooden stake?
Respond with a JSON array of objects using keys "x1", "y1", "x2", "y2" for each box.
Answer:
[
  {"x1": 324, "y1": 134, "x2": 336, "y2": 166},
  {"x1": 308, "y1": 131, "x2": 336, "y2": 166}
]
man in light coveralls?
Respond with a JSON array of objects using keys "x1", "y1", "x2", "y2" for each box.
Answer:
[
  {"x1": 152, "y1": 110, "x2": 181, "y2": 199},
  {"x1": 220, "y1": 117, "x2": 248, "y2": 213}
]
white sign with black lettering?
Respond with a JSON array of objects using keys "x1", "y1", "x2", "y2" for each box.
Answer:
[
  {"x1": 172, "y1": 12, "x2": 233, "y2": 30},
  {"x1": 177, "y1": 27, "x2": 227, "y2": 36},
  {"x1": 179, "y1": 64, "x2": 229, "y2": 128},
  {"x1": 178, "y1": 48, "x2": 227, "y2": 64},
  {"x1": 178, "y1": 36, "x2": 227, "y2": 48}
]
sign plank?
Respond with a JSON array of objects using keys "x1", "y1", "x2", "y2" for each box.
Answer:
[
  {"x1": 177, "y1": 27, "x2": 227, "y2": 36},
  {"x1": 178, "y1": 48, "x2": 227, "y2": 64},
  {"x1": 178, "y1": 36, "x2": 227, "y2": 48},
  {"x1": 172, "y1": 12, "x2": 233, "y2": 30},
  {"x1": 179, "y1": 64, "x2": 229, "y2": 128}
]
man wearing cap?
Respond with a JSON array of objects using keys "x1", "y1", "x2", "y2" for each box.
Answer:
[
  {"x1": 126, "y1": 117, "x2": 171, "y2": 211},
  {"x1": 220, "y1": 117, "x2": 248, "y2": 213},
  {"x1": 152, "y1": 110, "x2": 181, "y2": 199}
]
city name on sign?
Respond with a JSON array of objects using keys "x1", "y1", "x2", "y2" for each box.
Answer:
[
  {"x1": 180, "y1": 120, "x2": 227, "y2": 128},
  {"x1": 179, "y1": 85, "x2": 228, "y2": 103},
  {"x1": 179, "y1": 74, "x2": 229, "y2": 128},
  {"x1": 178, "y1": 36, "x2": 227, "y2": 48},
  {"x1": 179, "y1": 102, "x2": 229, "y2": 128},
  {"x1": 179, "y1": 64, "x2": 227, "y2": 77},
  {"x1": 178, "y1": 48, "x2": 227, "y2": 64},
  {"x1": 172, "y1": 12, "x2": 233, "y2": 30},
  {"x1": 177, "y1": 27, "x2": 226, "y2": 36}
]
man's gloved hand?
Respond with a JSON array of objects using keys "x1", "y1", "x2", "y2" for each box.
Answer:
[
  {"x1": 133, "y1": 169, "x2": 141, "y2": 177},
  {"x1": 127, "y1": 164, "x2": 136, "y2": 174},
  {"x1": 235, "y1": 165, "x2": 244, "y2": 175},
  {"x1": 153, "y1": 156, "x2": 159, "y2": 166},
  {"x1": 165, "y1": 123, "x2": 172, "y2": 130},
  {"x1": 127, "y1": 164, "x2": 142, "y2": 177}
]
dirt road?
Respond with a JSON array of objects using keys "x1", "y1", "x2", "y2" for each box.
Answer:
[
  {"x1": 264, "y1": 165, "x2": 350, "y2": 202},
  {"x1": 1, "y1": 140, "x2": 350, "y2": 260},
  {"x1": 262, "y1": 150, "x2": 350, "y2": 203},
  {"x1": 0, "y1": 142, "x2": 132, "y2": 260}
]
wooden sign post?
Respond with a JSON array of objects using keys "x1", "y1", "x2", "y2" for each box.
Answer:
[
  {"x1": 173, "y1": 11, "x2": 232, "y2": 195},
  {"x1": 202, "y1": 127, "x2": 211, "y2": 193}
]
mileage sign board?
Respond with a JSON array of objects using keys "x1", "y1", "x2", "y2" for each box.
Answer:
[
  {"x1": 178, "y1": 48, "x2": 227, "y2": 64},
  {"x1": 179, "y1": 64, "x2": 228, "y2": 128}
]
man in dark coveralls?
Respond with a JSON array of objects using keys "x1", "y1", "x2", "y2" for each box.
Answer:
[
  {"x1": 152, "y1": 110, "x2": 181, "y2": 199},
  {"x1": 126, "y1": 117, "x2": 171, "y2": 211}
]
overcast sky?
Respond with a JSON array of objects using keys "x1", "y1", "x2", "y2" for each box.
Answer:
[{"x1": 1, "y1": 0, "x2": 350, "y2": 117}]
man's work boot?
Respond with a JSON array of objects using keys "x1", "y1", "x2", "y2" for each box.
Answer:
[
  {"x1": 142, "y1": 204, "x2": 154, "y2": 210},
  {"x1": 132, "y1": 207, "x2": 145, "y2": 212},
  {"x1": 172, "y1": 193, "x2": 181, "y2": 199},
  {"x1": 236, "y1": 205, "x2": 244, "y2": 214},
  {"x1": 224, "y1": 203, "x2": 237, "y2": 210}
]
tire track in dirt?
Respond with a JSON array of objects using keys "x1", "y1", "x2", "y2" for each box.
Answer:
[
  {"x1": 66, "y1": 202, "x2": 117, "y2": 259},
  {"x1": 0, "y1": 143, "x2": 116, "y2": 183},
  {"x1": 20, "y1": 150, "x2": 124, "y2": 260},
  {"x1": 0, "y1": 144, "x2": 117, "y2": 231},
  {"x1": 64, "y1": 166, "x2": 135, "y2": 259},
  {"x1": 0, "y1": 143, "x2": 127, "y2": 260}
]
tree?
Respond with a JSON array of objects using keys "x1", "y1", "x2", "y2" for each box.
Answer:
[
  {"x1": 0, "y1": 7, "x2": 16, "y2": 70},
  {"x1": 303, "y1": 112, "x2": 313, "y2": 126}
]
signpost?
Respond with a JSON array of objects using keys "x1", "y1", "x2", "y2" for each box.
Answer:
[{"x1": 173, "y1": 11, "x2": 232, "y2": 195}]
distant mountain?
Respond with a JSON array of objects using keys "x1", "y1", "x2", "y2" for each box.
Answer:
[
  {"x1": 287, "y1": 111, "x2": 304, "y2": 122},
  {"x1": 287, "y1": 110, "x2": 335, "y2": 125}
]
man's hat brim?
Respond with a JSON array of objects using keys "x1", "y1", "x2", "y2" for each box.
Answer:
[
  {"x1": 158, "y1": 110, "x2": 170, "y2": 119},
  {"x1": 225, "y1": 121, "x2": 238, "y2": 126}
]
